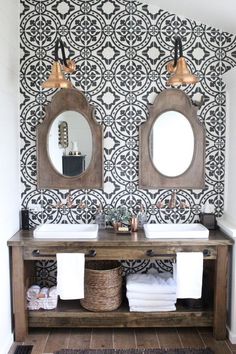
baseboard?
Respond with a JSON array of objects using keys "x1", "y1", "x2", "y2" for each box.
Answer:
[
  {"x1": 228, "y1": 327, "x2": 236, "y2": 344},
  {"x1": 0, "y1": 333, "x2": 14, "y2": 354}
]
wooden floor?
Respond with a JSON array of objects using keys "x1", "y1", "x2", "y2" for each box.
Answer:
[{"x1": 8, "y1": 327, "x2": 236, "y2": 354}]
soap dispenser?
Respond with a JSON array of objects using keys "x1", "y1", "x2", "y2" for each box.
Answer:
[
  {"x1": 137, "y1": 204, "x2": 147, "y2": 228},
  {"x1": 95, "y1": 205, "x2": 106, "y2": 229}
]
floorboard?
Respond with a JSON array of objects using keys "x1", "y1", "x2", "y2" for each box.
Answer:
[{"x1": 8, "y1": 327, "x2": 235, "y2": 354}]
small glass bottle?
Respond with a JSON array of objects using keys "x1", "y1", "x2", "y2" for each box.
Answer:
[
  {"x1": 95, "y1": 205, "x2": 106, "y2": 229},
  {"x1": 137, "y1": 205, "x2": 147, "y2": 228}
]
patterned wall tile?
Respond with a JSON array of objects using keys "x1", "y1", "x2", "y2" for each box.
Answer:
[{"x1": 20, "y1": 0, "x2": 236, "y2": 276}]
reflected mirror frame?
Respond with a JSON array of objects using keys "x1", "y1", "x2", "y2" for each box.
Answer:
[
  {"x1": 37, "y1": 88, "x2": 103, "y2": 189},
  {"x1": 139, "y1": 88, "x2": 205, "y2": 189}
]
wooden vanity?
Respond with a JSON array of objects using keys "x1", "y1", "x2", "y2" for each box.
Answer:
[{"x1": 8, "y1": 228, "x2": 233, "y2": 341}]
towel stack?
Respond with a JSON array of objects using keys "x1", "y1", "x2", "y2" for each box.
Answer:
[
  {"x1": 126, "y1": 272, "x2": 177, "y2": 312},
  {"x1": 27, "y1": 285, "x2": 58, "y2": 310}
]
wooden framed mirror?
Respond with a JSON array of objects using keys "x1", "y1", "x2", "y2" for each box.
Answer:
[
  {"x1": 139, "y1": 88, "x2": 205, "y2": 189},
  {"x1": 37, "y1": 88, "x2": 103, "y2": 189}
]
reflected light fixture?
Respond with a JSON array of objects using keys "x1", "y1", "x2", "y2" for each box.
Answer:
[
  {"x1": 166, "y1": 36, "x2": 198, "y2": 86},
  {"x1": 42, "y1": 37, "x2": 76, "y2": 89}
]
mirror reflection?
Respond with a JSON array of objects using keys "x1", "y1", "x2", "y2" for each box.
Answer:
[
  {"x1": 151, "y1": 111, "x2": 194, "y2": 177},
  {"x1": 48, "y1": 111, "x2": 92, "y2": 177}
]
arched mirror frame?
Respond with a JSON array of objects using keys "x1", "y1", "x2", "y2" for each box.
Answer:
[
  {"x1": 139, "y1": 88, "x2": 205, "y2": 189},
  {"x1": 37, "y1": 88, "x2": 103, "y2": 189}
]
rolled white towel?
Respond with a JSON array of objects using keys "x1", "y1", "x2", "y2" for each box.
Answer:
[
  {"x1": 128, "y1": 299, "x2": 176, "y2": 307},
  {"x1": 37, "y1": 287, "x2": 49, "y2": 298},
  {"x1": 126, "y1": 273, "x2": 176, "y2": 294},
  {"x1": 49, "y1": 286, "x2": 57, "y2": 298},
  {"x1": 27, "y1": 299, "x2": 40, "y2": 310},
  {"x1": 26, "y1": 285, "x2": 40, "y2": 300},
  {"x1": 129, "y1": 305, "x2": 176, "y2": 312},
  {"x1": 126, "y1": 291, "x2": 176, "y2": 301}
]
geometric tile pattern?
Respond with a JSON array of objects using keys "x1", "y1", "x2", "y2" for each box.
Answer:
[{"x1": 20, "y1": 0, "x2": 236, "y2": 277}]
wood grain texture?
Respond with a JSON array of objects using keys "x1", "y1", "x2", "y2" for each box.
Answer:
[
  {"x1": 8, "y1": 228, "x2": 233, "y2": 342},
  {"x1": 139, "y1": 88, "x2": 205, "y2": 189},
  {"x1": 12, "y1": 246, "x2": 28, "y2": 341},
  {"x1": 135, "y1": 328, "x2": 159, "y2": 349},
  {"x1": 177, "y1": 327, "x2": 205, "y2": 348},
  {"x1": 157, "y1": 328, "x2": 182, "y2": 348},
  {"x1": 90, "y1": 329, "x2": 113, "y2": 349},
  {"x1": 43, "y1": 328, "x2": 70, "y2": 353},
  {"x1": 7, "y1": 327, "x2": 234, "y2": 354},
  {"x1": 213, "y1": 246, "x2": 229, "y2": 340},
  {"x1": 113, "y1": 328, "x2": 136, "y2": 349},
  {"x1": 37, "y1": 88, "x2": 103, "y2": 189},
  {"x1": 68, "y1": 329, "x2": 91, "y2": 349}
]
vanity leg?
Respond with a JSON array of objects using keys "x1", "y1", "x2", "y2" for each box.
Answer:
[
  {"x1": 213, "y1": 245, "x2": 228, "y2": 340},
  {"x1": 12, "y1": 246, "x2": 28, "y2": 341}
]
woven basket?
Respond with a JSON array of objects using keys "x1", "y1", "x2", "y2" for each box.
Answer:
[{"x1": 80, "y1": 260, "x2": 122, "y2": 312}]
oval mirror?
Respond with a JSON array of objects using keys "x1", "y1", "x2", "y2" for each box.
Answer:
[
  {"x1": 48, "y1": 111, "x2": 92, "y2": 177},
  {"x1": 150, "y1": 111, "x2": 194, "y2": 177},
  {"x1": 140, "y1": 89, "x2": 205, "y2": 189}
]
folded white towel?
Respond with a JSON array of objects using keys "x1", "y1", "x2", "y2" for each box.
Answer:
[
  {"x1": 128, "y1": 299, "x2": 176, "y2": 307},
  {"x1": 57, "y1": 253, "x2": 85, "y2": 300},
  {"x1": 174, "y1": 252, "x2": 203, "y2": 299},
  {"x1": 126, "y1": 272, "x2": 176, "y2": 294},
  {"x1": 129, "y1": 305, "x2": 176, "y2": 312},
  {"x1": 126, "y1": 291, "x2": 176, "y2": 301}
]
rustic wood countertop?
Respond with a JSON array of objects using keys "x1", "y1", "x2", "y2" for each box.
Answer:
[{"x1": 7, "y1": 227, "x2": 233, "y2": 247}]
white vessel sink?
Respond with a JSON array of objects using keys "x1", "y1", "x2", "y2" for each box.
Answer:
[
  {"x1": 143, "y1": 223, "x2": 209, "y2": 239},
  {"x1": 33, "y1": 223, "x2": 98, "y2": 239}
]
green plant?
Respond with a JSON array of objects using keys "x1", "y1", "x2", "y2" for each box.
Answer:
[{"x1": 106, "y1": 206, "x2": 131, "y2": 226}]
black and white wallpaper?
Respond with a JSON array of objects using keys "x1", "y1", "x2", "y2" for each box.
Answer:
[{"x1": 20, "y1": 0, "x2": 236, "y2": 283}]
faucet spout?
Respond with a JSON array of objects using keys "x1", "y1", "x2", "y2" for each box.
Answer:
[{"x1": 168, "y1": 191, "x2": 177, "y2": 208}]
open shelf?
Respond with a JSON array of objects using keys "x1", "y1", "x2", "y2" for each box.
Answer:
[{"x1": 28, "y1": 300, "x2": 213, "y2": 328}]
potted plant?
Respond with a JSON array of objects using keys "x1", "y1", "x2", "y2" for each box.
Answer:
[{"x1": 106, "y1": 206, "x2": 132, "y2": 231}]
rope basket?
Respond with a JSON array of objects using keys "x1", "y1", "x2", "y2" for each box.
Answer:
[{"x1": 80, "y1": 261, "x2": 123, "y2": 312}]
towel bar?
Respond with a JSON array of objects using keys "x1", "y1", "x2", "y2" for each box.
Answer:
[
  {"x1": 32, "y1": 249, "x2": 97, "y2": 258},
  {"x1": 146, "y1": 249, "x2": 211, "y2": 258}
]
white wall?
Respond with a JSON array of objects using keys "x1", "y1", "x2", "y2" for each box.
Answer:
[
  {"x1": 222, "y1": 67, "x2": 236, "y2": 227},
  {"x1": 218, "y1": 67, "x2": 236, "y2": 343},
  {"x1": 0, "y1": 1, "x2": 20, "y2": 353}
]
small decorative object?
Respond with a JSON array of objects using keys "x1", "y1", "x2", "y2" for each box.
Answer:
[
  {"x1": 137, "y1": 204, "x2": 147, "y2": 228},
  {"x1": 58, "y1": 121, "x2": 68, "y2": 148},
  {"x1": 131, "y1": 215, "x2": 138, "y2": 232},
  {"x1": 200, "y1": 213, "x2": 216, "y2": 230},
  {"x1": 95, "y1": 205, "x2": 106, "y2": 229},
  {"x1": 106, "y1": 206, "x2": 132, "y2": 233}
]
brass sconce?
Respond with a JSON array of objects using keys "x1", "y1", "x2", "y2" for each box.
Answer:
[
  {"x1": 166, "y1": 36, "x2": 198, "y2": 86},
  {"x1": 42, "y1": 38, "x2": 76, "y2": 89}
]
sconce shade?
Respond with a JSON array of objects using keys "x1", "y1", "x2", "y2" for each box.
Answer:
[
  {"x1": 167, "y1": 57, "x2": 199, "y2": 86},
  {"x1": 166, "y1": 36, "x2": 199, "y2": 86},
  {"x1": 42, "y1": 61, "x2": 73, "y2": 89},
  {"x1": 41, "y1": 37, "x2": 75, "y2": 89}
]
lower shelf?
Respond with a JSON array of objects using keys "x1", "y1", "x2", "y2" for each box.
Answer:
[{"x1": 28, "y1": 300, "x2": 213, "y2": 328}]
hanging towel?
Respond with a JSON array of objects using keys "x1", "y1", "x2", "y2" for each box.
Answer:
[
  {"x1": 126, "y1": 291, "x2": 177, "y2": 301},
  {"x1": 174, "y1": 252, "x2": 203, "y2": 299},
  {"x1": 126, "y1": 272, "x2": 176, "y2": 294},
  {"x1": 57, "y1": 253, "x2": 85, "y2": 300},
  {"x1": 128, "y1": 299, "x2": 176, "y2": 307}
]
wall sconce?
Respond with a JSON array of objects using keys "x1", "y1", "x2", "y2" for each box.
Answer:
[
  {"x1": 166, "y1": 36, "x2": 198, "y2": 86},
  {"x1": 42, "y1": 38, "x2": 76, "y2": 89}
]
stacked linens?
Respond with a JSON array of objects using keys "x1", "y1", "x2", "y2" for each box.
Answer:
[{"x1": 126, "y1": 272, "x2": 177, "y2": 312}]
